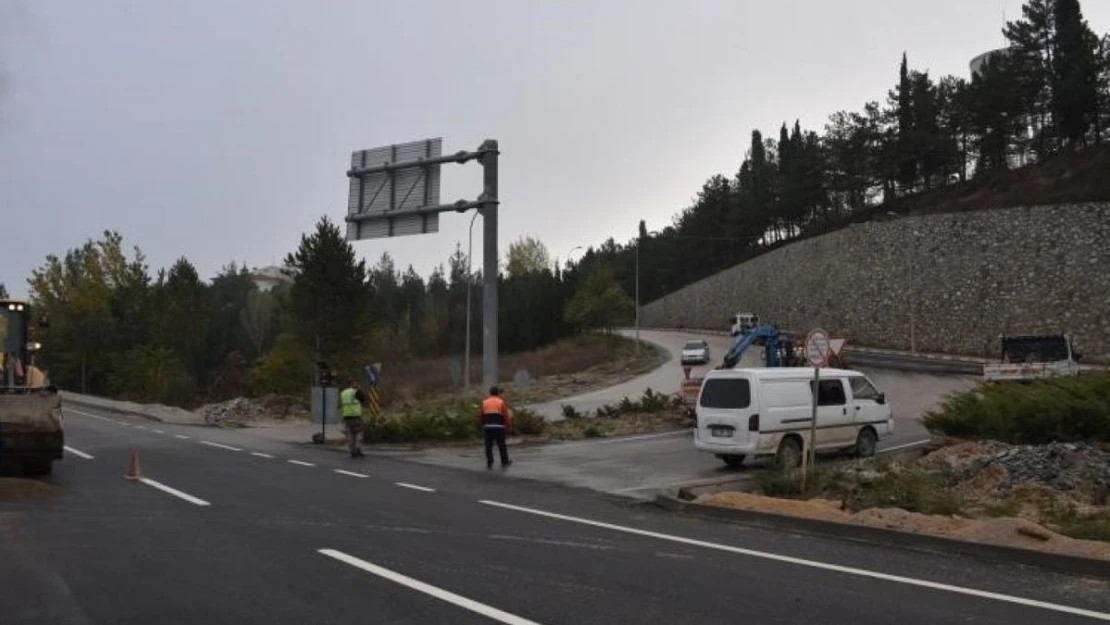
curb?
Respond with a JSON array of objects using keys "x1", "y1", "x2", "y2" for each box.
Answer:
[
  {"x1": 653, "y1": 494, "x2": 1110, "y2": 580},
  {"x1": 63, "y1": 398, "x2": 165, "y2": 423}
]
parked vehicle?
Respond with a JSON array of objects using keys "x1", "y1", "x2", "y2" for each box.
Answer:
[
  {"x1": 728, "y1": 313, "x2": 759, "y2": 337},
  {"x1": 681, "y1": 340, "x2": 711, "y2": 365},
  {"x1": 982, "y1": 334, "x2": 1081, "y2": 382},
  {"x1": 694, "y1": 367, "x2": 893, "y2": 468}
]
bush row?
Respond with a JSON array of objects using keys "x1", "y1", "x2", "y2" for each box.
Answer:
[{"x1": 922, "y1": 373, "x2": 1110, "y2": 445}]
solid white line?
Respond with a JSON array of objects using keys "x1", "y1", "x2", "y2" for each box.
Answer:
[
  {"x1": 318, "y1": 549, "x2": 540, "y2": 625},
  {"x1": 138, "y1": 478, "x2": 211, "y2": 506},
  {"x1": 879, "y1": 439, "x2": 932, "y2": 454},
  {"x1": 334, "y1": 469, "x2": 369, "y2": 478},
  {"x1": 395, "y1": 482, "x2": 435, "y2": 492},
  {"x1": 63, "y1": 445, "x2": 94, "y2": 460},
  {"x1": 199, "y1": 441, "x2": 242, "y2": 452},
  {"x1": 175, "y1": 434, "x2": 190, "y2": 440},
  {"x1": 478, "y1": 500, "x2": 1110, "y2": 621},
  {"x1": 64, "y1": 408, "x2": 114, "y2": 423},
  {"x1": 153, "y1": 429, "x2": 166, "y2": 434},
  {"x1": 553, "y1": 429, "x2": 688, "y2": 449},
  {"x1": 115, "y1": 421, "x2": 131, "y2": 427},
  {"x1": 288, "y1": 460, "x2": 315, "y2": 467},
  {"x1": 134, "y1": 425, "x2": 148, "y2": 430},
  {"x1": 251, "y1": 452, "x2": 275, "y2": 459}
]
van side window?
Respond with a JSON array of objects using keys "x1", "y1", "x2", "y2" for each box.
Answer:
[
  {"x1": 849, "y1": 377, "x2": 880, "y2": 400},
  {"x1": 700, "y1": 379, "x2": 751, "y2": 409},
  {"x1": 810, "y1": 379, "x2": 846, "y2": 406}
]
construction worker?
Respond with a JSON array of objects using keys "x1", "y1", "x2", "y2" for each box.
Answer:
[
  {"x1": 339, "y1": 379, "x2": 367, "y2": 458},
  {"x1": 478, "y1": 386, "x2": 513, "y2": 470}
]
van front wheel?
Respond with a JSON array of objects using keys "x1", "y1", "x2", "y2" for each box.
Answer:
[
  {"x1": 775, "y1": 437, "x2": 802, "y2": 469},
  {"x1": 855, "y1": 427, "x2": 878, "y2": 458}
]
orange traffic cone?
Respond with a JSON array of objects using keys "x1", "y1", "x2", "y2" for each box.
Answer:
[{"x1": 125, "y1": 449, "x2": 142, "y2": 480}]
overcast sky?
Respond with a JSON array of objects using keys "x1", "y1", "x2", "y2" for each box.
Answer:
[{"x1": 2, "y1": 1, "x2": 1108, "y2": 298}]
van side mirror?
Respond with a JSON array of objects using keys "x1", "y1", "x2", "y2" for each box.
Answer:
[{"x1": 876, "y1": 393, "x2": 887, "y2": 405}]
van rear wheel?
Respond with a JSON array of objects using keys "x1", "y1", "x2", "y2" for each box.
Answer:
[
  {"x1": 855, "y1": 427, "x2": 878, "y2": 458},
  {"x1": 775, "y1": 437, "x2": 802, "y2": 469},
  {"x1": 718, "y1": 454, "x2": 746, "y2": 468}
]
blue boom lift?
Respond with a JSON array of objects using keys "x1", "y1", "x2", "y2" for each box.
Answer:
[{"x1": 720, "y1": 324, "x2": 801, "y2": 369}]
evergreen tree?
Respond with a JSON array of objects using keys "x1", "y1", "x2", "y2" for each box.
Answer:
[
  {"x1": 1005, "y1": 0, "x2": 1058, "y2": 158},
  {"x1": 0, "y1": 283, "x2": 8, "y2": 299},
  {"x1": 895, "y1": 53, "x2": 918, "y2": 192},
  {"x1": 1051, "y1": 0, "x2": 1101, "y2": 147},
  {"x1": 283, "y1": 216, "x2": 369, "y2": 361}
]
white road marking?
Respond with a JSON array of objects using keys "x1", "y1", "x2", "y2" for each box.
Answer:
[
  {"x1": 64, "y1": 408, "x2": 114, "y2": 422},
  {"x1": 318, "y1": 549, "x2": 541, "y2": 625},
  {"x1": 251, "y1": 452, "x2": 275, "y2": 459},
  {"x1": 488, "y1": 534, "x2": 613, "y2": 551},
  {"x1": 288, "y1": 460, "x2": 315, "y2": 467},
  {"x1": 878, "y1": 439, "x2": 932, "y2": 454},
  {"x1": 199, "y1": 441, "x2": 242, "y2": 452},
  {"x1": 395, "y1": 482, "x2": 435, "y2": 492},
  {"x1": 153, "y1": 429, "x2": 165, "y2": 434},
  {"x1": 334, "y1": 469, "x2": 370, "y2": 478},
  {"x1": 115, "y1": 421, "x2": 131, "y2": 427},
  {"x1": 174, "y1": 434, "x2": 190, "y2": 440},
  {"x1": 63, "y1": 445, "x2": 94, "y2": 460},
  {"x1": 478, "y1": 500, "x2": 1110, "y2": 622},
  {"x1": 134, "y1": 425, "x2": 148, "y2": 430},
  {"x1": 554, "y1": 430, "x2": 688, "y2": 448},
  {"x1": 138, "y1": 478, "x2": 211, "y2": 506}
]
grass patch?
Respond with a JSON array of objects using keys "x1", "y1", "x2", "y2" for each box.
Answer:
[
  {"x1": 844, "y1": 468, "x2": 964, "y2": 516},
  {"x1": 1044, "y1": 506, "x2": 1110, "y2": 542},
  {"x1": 755, "y1": 467, "x2": 845, "y2": 498},
  {"x1": 922, "y1": 373, "x2": 1110, "y2": 444}
]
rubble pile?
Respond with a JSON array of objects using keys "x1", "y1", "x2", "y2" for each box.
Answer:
[
  {"x1": 196, "y1": 397, "x2": 267, "y2": 427},
  {"x1": 919, "y1": 440, "x2": 1110, "y2": 498}
]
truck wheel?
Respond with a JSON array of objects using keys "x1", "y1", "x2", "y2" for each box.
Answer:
[
  {"x1": 855, "y1": 427, "x2": 878, "y2": 458},
  {"x1": 22, "y1": 459, "x2": 53, "y2": 477},
  {"x1": 775, "y1": 437, "x2": 802, "y2": 469},
  {"x1": 718, "y1": 454, "x2": 746, "y2": 468}
]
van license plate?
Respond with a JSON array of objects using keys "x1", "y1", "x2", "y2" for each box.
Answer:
[{"x1": 710, "y1": 427, "x2": 733, "y2": 438}]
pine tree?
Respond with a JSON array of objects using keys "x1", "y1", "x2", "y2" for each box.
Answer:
[
  {"x1": 1005, "y1": 0, "x2": 1057, "y2": 158},
  {"x1": 895, "y1": 53, "x2": 918, "y2": 192},
  {"x1": 283, "y1": 216, "x2": 369, "y2": 362},
  {"x1": 1051, "y1": 0, "x2": 1101, "y2": 147},
  {"x1": 911, "y1": 71, "x2": 941, "y2": 189},
  {"x1": 0, "y1": 283, "x2": 8, "y2": 299}
]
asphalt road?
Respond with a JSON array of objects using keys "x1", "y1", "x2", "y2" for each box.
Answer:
[
  {"x1": 3, "y1": 406, "x2": 1109, "y2": 624},
  {"x1": 481, "y1": 329, "x2": 976, "y2": 496}
]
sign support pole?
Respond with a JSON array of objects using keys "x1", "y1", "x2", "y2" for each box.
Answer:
[
  {"x1": 802, "y1": 365, "x2": 820, "y2": 490},
  {"x1": 480, "y1": 140, "x2": 499, "y2": 391}
]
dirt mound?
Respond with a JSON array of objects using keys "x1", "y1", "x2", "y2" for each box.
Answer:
[{"x1": 699, "y1": 490, "x2": 1110, "y2": 561}]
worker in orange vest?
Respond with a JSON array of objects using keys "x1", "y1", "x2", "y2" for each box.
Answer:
[{"x1": 478, "y1": 386, "x2": 513, "y2": 470}]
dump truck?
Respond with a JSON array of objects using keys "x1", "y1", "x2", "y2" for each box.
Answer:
[
  {"x1": 1, "y1": 299, "x2": 64, "y2": 475},
  {"x1": 982, "y1": 334, "x2": 1082, "y2": 382}
]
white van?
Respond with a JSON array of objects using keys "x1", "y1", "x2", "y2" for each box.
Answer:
[{"x1": 694, "y1": 368, "x2": 893, "y2": 468}]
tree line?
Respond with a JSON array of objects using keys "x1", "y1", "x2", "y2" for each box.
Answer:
[
  {"x1": 580, "y1": 0, "x2": 1110, "y2": 305},
  {"x1": 21, "y1": 221, "x2": 633, "y2": 406}
]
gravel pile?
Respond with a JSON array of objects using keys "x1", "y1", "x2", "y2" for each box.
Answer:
[
  {"x1": 983, "y1": 442, "x2": 1110, "y2": 493},
  {"x1": 197, "y1": 397, "x2": 267, "y2": 427}
]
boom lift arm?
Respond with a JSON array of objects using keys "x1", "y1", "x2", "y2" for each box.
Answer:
[{"x1": 720, "y1": 324, "x2": 796, "y2": 369}]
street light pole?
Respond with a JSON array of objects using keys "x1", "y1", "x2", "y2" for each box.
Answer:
[
  {"x1": 464, "y1": 210, "x2": 480, "y2": 389},
  {"x1": 635, "y1": 233, "x2": 640, "y2": 352}
]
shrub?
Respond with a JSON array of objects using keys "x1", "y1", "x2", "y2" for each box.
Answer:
[
  {"x1": 845, "y1": 468, "x2": 964, "y2": 516},
  {"x1": 922, "y1": 373, "x2": 1110, "y2": 444},
  {"x1": 561, "y1": 404, "x2": 582, "y2": 419},
  {"x1": 513, "y1": 408, "x2": 547, "y2": 435},
  {"x1": 583, "y1": 425, "x2": 603, "y2": 438}
]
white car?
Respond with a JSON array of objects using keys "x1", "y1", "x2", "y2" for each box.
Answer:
[
  {"x1": 681, "y1": 340, "x2": 711, "y2": 365},
  {"x1": 694, "y1": 367, "x2": 893, "y2": 468}
]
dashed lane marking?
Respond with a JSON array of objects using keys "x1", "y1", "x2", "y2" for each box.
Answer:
[
  {"x1": 334, "y1": 469, "x2": 370, "y2": 479},
  {"x1": 63, "y1": 446, "x2": 94, "y2": 460},
  {"x1": 395, "y1": 482, "x2": 436, "y2": 493},
  {"x1": 138, "y1": 478, "x2": 211, "y2": 507},
  {"x1": 199, "y1": 441, "x2": 242, "y2": 452}
]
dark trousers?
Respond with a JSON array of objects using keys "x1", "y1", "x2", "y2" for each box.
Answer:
[{"x1": 483, "y1": 427, "x2": 509, "y2": 466}]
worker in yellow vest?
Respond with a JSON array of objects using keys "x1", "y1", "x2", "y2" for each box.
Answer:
[{"x1": 339, "y1": 379, "x2": 367, "y2": 458}]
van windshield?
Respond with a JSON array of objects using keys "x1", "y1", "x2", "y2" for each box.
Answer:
[
  {"x1": 700, "y1": 378, "x2": 750, "y2": 409},
  {"x1": 1001, "y1": 336, "x2": 1069, "y2": 363},
  {"x1": 683, "y1": 341, "x2": 704, "y2": 350}
]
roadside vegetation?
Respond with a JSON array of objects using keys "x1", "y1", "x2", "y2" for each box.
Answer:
[
  {"x1": 922, "y1": 373, "x2": 1110, "y2": 445},
  {"x1": 358, "y1": 387, "x2": 689, "y2": 445}
]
